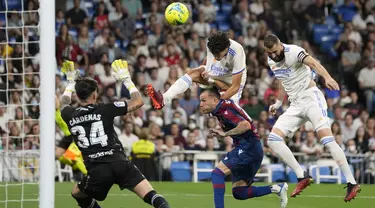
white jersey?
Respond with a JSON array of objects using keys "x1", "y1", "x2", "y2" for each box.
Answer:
[
  {"x1": 204, "y1": 39, "x2": 247, "y2": 103},
  {"x1": 268, "y1": 44, "x2": 312, "y2": 101},
  {"x1": 205, "y1": 39, "x2": 247, "y2": 86}
]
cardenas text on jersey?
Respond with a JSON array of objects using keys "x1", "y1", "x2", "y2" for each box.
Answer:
[{"x1": 69, "y1": 114, "x2": 102, "y2": 126}]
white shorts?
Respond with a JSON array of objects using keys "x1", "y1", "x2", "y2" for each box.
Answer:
[{"x1": 273, "y1": 86, "x2": 331, "y2": 138}]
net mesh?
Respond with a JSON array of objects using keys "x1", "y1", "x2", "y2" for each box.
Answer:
[{"x1": 0, "y1": 0, "x2": 40, "y2": 207}]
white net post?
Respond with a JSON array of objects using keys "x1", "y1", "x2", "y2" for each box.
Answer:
[
  {"x1": 0, "y1": 0, "x2": 54, "y2": 207},
  {"x1": 39, "y1": 0, "x2": 55, "y2": 206}
]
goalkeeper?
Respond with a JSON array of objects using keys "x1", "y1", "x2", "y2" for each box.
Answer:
[{"x1": 55, "y1": 96, "x2": 87, "y2": 175}]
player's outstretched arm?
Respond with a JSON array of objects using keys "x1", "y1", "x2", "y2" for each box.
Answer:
[
  {"x1": 201, "y1": 71, "x2": 231, "y2": 90},
  {"x1": 111, "y1": 59, "x2": 144, "y2": 113},
  {"x1": 269, "y1": 81, "x2": 286, "y2": 115},
  {"x1": 210, "y1": 120, "x2": 251, "y2": 137},
  {"x1": 59, "y1": 60, "x2": 80, "y2": 110},
  {"x1": 220, "y1": 71, "x2": 242, "y2": 100},
  {"x1": 302, "y1": 56, "x2": 340, "y2": 90}
]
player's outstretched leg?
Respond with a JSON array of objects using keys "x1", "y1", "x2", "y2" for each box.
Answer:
[
  {"x1": 318, "y1": 130, "x2": 361, "y2": 202},
  {"x1": 231, "y1": 182, "x2": 288, "y2": 208},
  {"x1": 268, "y1": 131, "x2": 313, "y2": 197},
  {"x1": 147, "y1": 67, "x2": 205, "y2": 109},
  {"x1": 71, "y1": 184, "x2": 101, "y2": 208},
  {"x1": 134, "y1": 179, "x2": 171, "y2": 208}
]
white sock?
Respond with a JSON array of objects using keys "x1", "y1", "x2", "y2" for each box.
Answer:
[
  {"x1": 270, "y1": 184, "x2": 281, "y2": 193},
  {"x1": 163, "y1": 74, "x2": 192, "y2": 104},
  {"x1": 321, "y1": 136, "x2": 357, "y2": 184},
  {"x1": 268, "y1": 133, "x2": 305, "y2": 178}
]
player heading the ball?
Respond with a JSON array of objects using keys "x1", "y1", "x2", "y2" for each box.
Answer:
[
  {"x1": 200, "y1": 88, "x2": 288, "y2": 208},
  {"x1": 147, "y1": 30, "x2": 247, "y2": 109},
  {"x1": 59, "y1": 60, "x2": 171, "y2": 208}
]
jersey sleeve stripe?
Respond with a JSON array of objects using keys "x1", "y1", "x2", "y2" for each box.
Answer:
[
  {"x1": 232, "y1": 68, "x2": 245, "y2": 75},
  {"x1": 228, "y1": 48, "x2": 237, "y2": 56}
]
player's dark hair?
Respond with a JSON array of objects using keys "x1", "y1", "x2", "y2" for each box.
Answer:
[
  {"x1": 264, "y1": 34, "x2": 280, "y2": 49},
  {"x1": 202, "y1": 87, "x2": 221, "y2": 99},
  {"x1": 75, "y1": 77, "x2": 98, "y2": 101},
  {"x1": 207, "y1": 31, "x2": 230, "y2": 55}
]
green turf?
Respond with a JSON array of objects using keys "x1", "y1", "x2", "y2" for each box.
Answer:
[{"x1": 0, "y1": 182, "x2": 373, "y2": 208}]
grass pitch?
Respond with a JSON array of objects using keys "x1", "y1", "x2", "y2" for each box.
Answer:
[{"x1": 0, "y1": 182, "x2": 374, "y2": 208}]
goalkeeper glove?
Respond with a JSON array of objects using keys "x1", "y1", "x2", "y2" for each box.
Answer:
[
  {"x1": 111, "y1": 59, "x2": 130, "y2": 82},
  {"x1": 61, "y1": 60, "x2": 80, "y2": 83}
]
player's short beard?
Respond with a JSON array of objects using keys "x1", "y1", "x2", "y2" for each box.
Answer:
[{"x1": 270, "y1": 51, "x2": 285, "y2": 62}]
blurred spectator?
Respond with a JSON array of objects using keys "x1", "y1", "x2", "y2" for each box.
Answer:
[
  {"x1": 341, "y1": 113, "x2": 358, "y2": 143},
  {"x1": 97, "y1": 36, "x2": 124, "y2": 63},
  {"x1": 164, "y1": 98, "x2": 187, "y2": 126},
  {"x1": 194, "y1": 14, "x2": 210, "y2": 38},
  {"x1": 301, "y1": 131, "x2": 323, "y2": 162},
  {"x1": 93, "y1": 27, "x2": 110, "y2": 49},
  {"x1": 119, "y1": 122, "x2": 139, "y2": 156},
  {"x1": 337, "y1": 0, "x2": 358, "y2": 23},
  {"x1": 65, "y1": 0, "x2": 88, "y2": 28},
  {"x1": 358, "y1": 57, "x2": 375, "y2": 113},
  {"x1": 199, "y1": 0, "x2": 216, "y2": 23},
  {"x1": 169, "y1": 123, "x2": 186, "y2": 148},
  {"x1": 205, "y1": 136, "x2": 219, "y2": 151},
  {"x1": 345, "y1": 92, "x2": 363, "y2": 118},
  {"x1": 122, "y1": 0, "x2": 143, "y2": 20},
  {"x1": 185, "y1": 131, "x2": 203, "y2": 151},
  {"x1": 331, "y1": 121, "x2": 342, "y2": 136},
  {"x1": 250, "y1": 0, "x2": 264, "y2": 15},
  {"x1": 179, "y1": 89, "x2": 199, "y2": 117},
  {"x1": 304, "y1": 0, "x2": 325, "y2": 26},
  {"x1": 244, "y1": 95, "x2": 264, "y2": 120},
  {"x1": 354, "y1": 126, "x2": 369, "y2": 153},
  {"x1": 93, "y1": 2, "x2": 109, "y2": 31}
]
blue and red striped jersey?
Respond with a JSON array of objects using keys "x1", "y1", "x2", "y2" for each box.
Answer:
[{"x1": 211, "y1": 100, "x2": 260, "y2": 145}]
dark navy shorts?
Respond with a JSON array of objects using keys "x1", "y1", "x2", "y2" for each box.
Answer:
[{"x1": 222, "y1": 139, "x2": 263, "y2": 184}]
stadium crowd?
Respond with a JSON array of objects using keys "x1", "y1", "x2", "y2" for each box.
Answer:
[{"x1": 0, "y1": 0, "x2": 375, "y2": 182}]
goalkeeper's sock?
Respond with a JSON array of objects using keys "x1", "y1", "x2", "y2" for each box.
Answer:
[
  {"x1": 322, "y1": 136, "x2": 357, "y2": 184},
  {"x1": 268, "y1": 133, "x2": 305, "y2": 178},
  {"x1": 143, "y1": 190, "x2": 170, "y2": 208},
  {"x1": 232, "y1": 186, "x2": 272, "y2": 200},
  {"x1": 58, "y1": 156, "x2": 73, "y2": 166},
  {"x1": 163, "y1": 74, "x2": 192, "y2": 105},
  {"x1": 211, "y1": 168, "x2": 226, "y2": 208}
]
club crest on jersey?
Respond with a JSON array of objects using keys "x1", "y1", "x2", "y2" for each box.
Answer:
[
  {"x1": 273, "y1": 68, "x2": 291, "y2": 78},
  {"x1": 114, "y1": 101, "x2": 125, "y2": 107}
]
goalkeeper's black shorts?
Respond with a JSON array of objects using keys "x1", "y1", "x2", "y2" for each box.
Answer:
[
  {"x1": 57, "y1": 135, "x2": 73, "y2": 150},
  {"x1": 77, "y1": 160, "x2": 145, "y2": 201}
]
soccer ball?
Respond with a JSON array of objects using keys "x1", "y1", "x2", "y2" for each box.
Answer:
[{"x1": 165, "y1": 2, "x2": 189, "y2": 26}]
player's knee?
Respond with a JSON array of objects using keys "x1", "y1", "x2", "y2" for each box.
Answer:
[
  {"x1": 71, "y1": 193, "x2": 96, "y2": 207},
  {"x1": 232, "y1": 188, "x2": 247, "y2": 200},
  {"x1": 186, "y1": 68, "x2": 202, "y2": 80},
  {"x1": 211, "y1": 168, "x2": 226, "y2": 179},
  {"x1": 267, "y1": 132, "x2": 284, "y2": 147},
  {"x1": 143, "y1": 190, "x2": 170, "y2": 208}
]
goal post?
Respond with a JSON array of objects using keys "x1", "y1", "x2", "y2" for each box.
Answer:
[{"x1": 39, "y1": 0, "x2": 56, "y2": 207}]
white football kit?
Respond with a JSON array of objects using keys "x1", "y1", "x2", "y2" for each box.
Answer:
[
  {"x1": 204, "y1": 39, "x2": 247, "y2": 103},
  {"x1": 268, "y1": 44, "x2": 331, "y2": 138}
]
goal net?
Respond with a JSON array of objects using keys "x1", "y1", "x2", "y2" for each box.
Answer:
[{"x1": 0, "y1": 0, "x2": 41, "y2": 207}]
